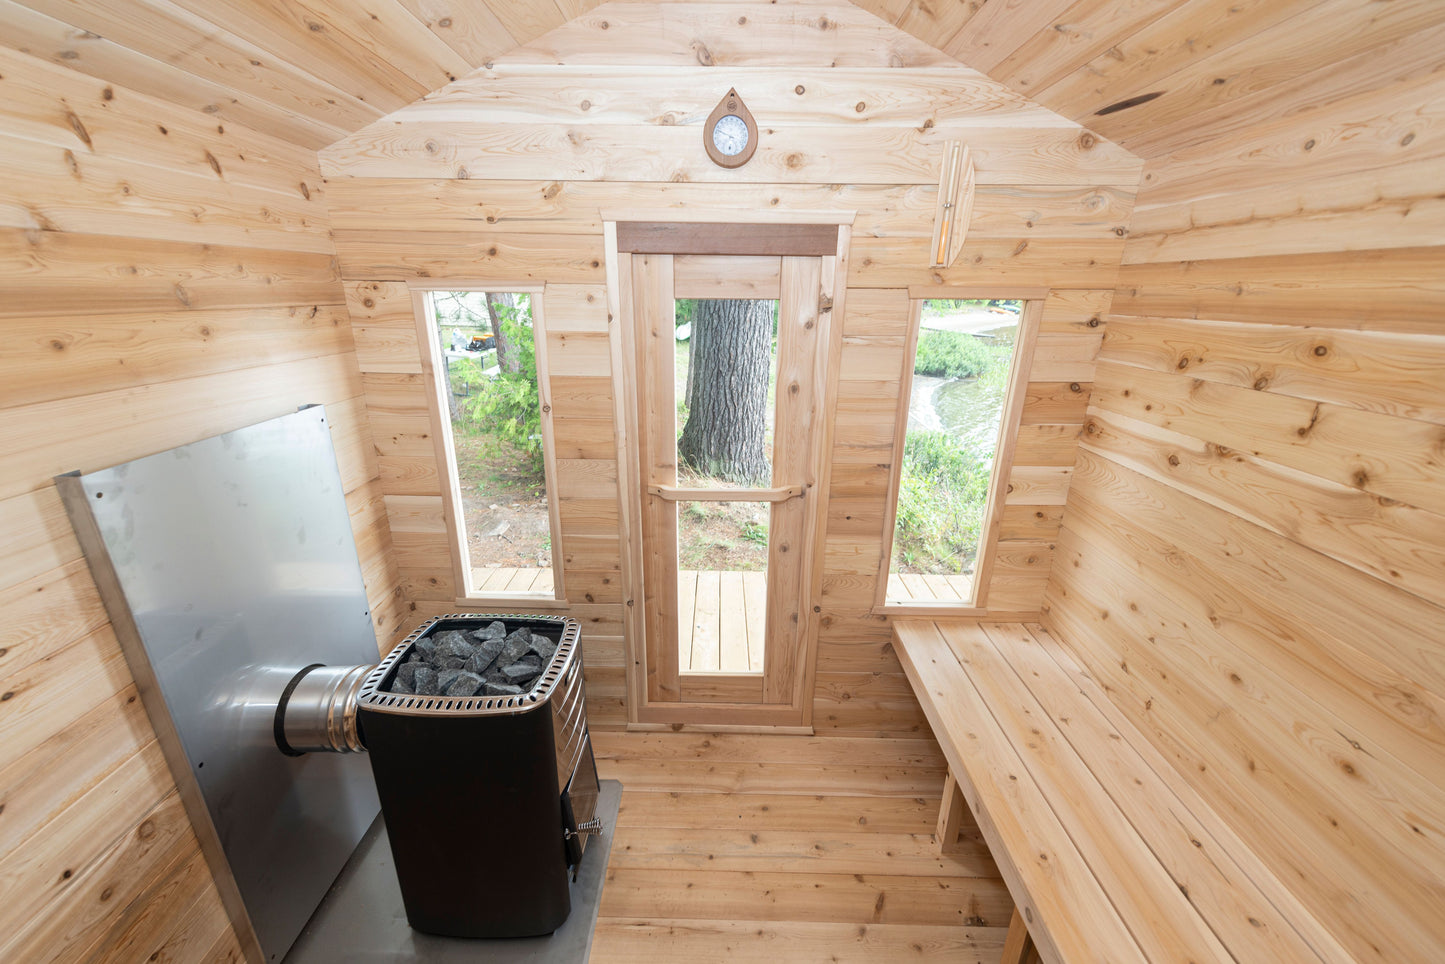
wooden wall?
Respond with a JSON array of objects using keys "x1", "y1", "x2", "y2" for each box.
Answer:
[
  {"x1": 320, "y1": 1, "x2": 1142, "y2": 734},
  {"x1": 0, "y1": 46, "x2": 403, "y2": 961},
  {"x1": 1044, "y1": 49, "x2": 1445, "y2": 964}
]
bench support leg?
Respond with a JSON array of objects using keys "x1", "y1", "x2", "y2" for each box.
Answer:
[
  {"x1": 935, "y1": 770, "x2": 969, "y2": 854},
  {"x1": 1001, "y1": 907, "x2": 1037, "y2": 964}
]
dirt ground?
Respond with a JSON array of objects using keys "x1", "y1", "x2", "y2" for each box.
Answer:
[
  {"x1": 452, "y1": 433, "x2": 553, "y2": 569},
  {"x1": 451, "y1": 431, "x2": 774, "y2": 572},
  {"x1": 677, "y1": 498, "x2": 770, "y2": 571}
]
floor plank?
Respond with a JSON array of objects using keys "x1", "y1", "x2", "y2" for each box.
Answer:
[
  {"x1": 610, "y1": 827, "x2": 998, "y2": 877},
  {"x1": 614, "y1": 792, "x2": 943, "y2": 835},
  {"x1": 591, "y1": 918, "x2": 1006, "y2": 963},
  {"x1": 591, "y1": 731, "x2": 1011, "y2": 963},
  {"x1": 599, "y1": 868, "x2": 1012, "y2": 927}
]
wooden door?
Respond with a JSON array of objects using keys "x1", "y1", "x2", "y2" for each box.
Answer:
[{"x1": 612, "y1": 222, "x2": 847, "y2": 727}]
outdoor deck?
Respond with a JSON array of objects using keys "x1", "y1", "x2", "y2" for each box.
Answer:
[
  {"x1": 679, "y1": 569, "x2": 766, "y2": 674},
  {"x1": 470, "y1": 566, "x2": 555, "y2": 594},
  {"x1": 886, "y1": 571, "x2": 975, "y2": 604}
]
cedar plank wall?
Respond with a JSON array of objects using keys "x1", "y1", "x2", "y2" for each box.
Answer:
[
  {"x1": 0, "y1": 48, "x2": 403, "y2": 961},
  {"x1": 319, "y1": 1, "x2": 1144, "y2": 733},
  {"x1": 1043, "y1": 44, "x2": 1445, "y2": 964}
]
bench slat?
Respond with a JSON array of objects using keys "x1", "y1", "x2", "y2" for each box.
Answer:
[
  {"x1": 892, "y1": 620, "x2": 1146, "y2": 964},
  {"x1": 1024, "y1": 624, "x2": 1355, "y2": 964},
  {"x1": 937, "y1": 620, "x2": 1235, "y2": 964},
  {"x1": 977, "y1": 623, "x2": 1328, "y2": 962}
]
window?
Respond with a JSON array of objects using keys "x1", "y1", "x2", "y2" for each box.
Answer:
[
  {"x1": 417, "y1": 287, "x2": 564, "y2": 601},
  {"x1": 879, "y1": 296, "x2": 1035, "y2": 608}
]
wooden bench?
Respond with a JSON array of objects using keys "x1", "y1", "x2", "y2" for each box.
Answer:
[{"x1": 892, "y1": 620, "x2": 1348, "y2": 964}]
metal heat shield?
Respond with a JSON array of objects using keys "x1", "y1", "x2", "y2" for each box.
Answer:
[{"x1": 57, "y1": 407, "x2": 381, "y2": 963}]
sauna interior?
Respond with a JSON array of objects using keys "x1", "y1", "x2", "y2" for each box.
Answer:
[{"x1": 3, "y1": 0, "x2": 1443, "y2": 959}]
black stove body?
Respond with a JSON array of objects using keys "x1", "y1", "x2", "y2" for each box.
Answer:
[{"x1": 355, "y1": 614, "x2": 599, "y2": 939}]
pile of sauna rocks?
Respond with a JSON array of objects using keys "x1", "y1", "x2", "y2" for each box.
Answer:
[{"x1": 386, "y1": 621, "x2": 557, "y2": 699}]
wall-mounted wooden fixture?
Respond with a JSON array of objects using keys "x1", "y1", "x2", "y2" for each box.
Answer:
[{"x1": 929, "y1": 141, "x2": 974, "y2": 268}]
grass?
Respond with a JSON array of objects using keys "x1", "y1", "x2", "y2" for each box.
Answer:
[{"x1": 892, "y1": 430, "x2": 994, "y2": 575}]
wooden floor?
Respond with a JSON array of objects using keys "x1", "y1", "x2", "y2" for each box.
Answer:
[
  {"x1": 589, "y1": 731, "x2": 1011, "y2": 963},
  {"x1": 886, "y1": 572, "x2": 974, "y2": 604},
  {"x1": 471, "y1": 566, "x2": 555, "y2": 593},
  {"x1": 678, "y1": 570, "x2": 766, "y2": 673}
]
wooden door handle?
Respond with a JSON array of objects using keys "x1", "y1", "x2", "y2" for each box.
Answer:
[{"x1": 647, "y1": 484, "x2": 804, "y2": 503}]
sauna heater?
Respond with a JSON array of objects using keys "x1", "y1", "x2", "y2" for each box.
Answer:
[{"x1": 277, "y1": 612, "x2": 602, "y2": 938}]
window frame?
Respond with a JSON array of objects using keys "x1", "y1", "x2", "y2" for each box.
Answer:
[
  {"x1": 410, "y1": 282, "x2": 568, "y2": 608},
  {"x1": 872, "y1": 287, "x2": 1045, "y2": 615}
]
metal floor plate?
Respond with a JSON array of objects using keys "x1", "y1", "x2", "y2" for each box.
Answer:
[{"x1": 285, "y1": 780, "x2": 623, "y2": 963}]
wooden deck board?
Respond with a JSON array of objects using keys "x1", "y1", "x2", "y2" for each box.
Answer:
[
  {"x1": 691, "y1": 569, "x2": 721, "y2": 671},
  {"x1": 886, "y1": 571, "x2": 974, "y2": 604},
  {"x1": 742, "y1": 569, "x2": 767, "y2": 673},
  {"x1": 677, "y1": 569, "x2": 698, "y2": 670},
  {"x1": 469, "y1": 566, "x2": 556, "y2": 596},
  {"x1": 678, "y1": 570, "x2": 766, "y2": 674},
  {"x1": 717, "y1": 571, "x2": 748, "y2": 673}
]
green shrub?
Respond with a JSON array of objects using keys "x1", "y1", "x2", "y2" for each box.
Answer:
[
  {"x1": 914, "y1": 330, "x2": 1005, "y2": 379},
  {"x1": 458, "y1": 301, "x2": 544, "y2": 472},
  {"x1": 893, "y1": 430, "x2": 993, "y2": 574}
]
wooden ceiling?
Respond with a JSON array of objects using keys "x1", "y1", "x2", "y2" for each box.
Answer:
[{"x1": 3, "y1": 0, "x2": 1440, "y2": 156}]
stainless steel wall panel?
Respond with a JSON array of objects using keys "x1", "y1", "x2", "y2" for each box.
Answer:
[{"x1": 58, "y1": 407, "x2": 382, "y2": 963}]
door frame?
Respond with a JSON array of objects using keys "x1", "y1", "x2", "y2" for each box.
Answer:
[{"x1": 603, "y1": 212, "x2": 854, "y2": 729}]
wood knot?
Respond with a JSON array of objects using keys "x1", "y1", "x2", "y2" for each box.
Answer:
[
  {"x1": 795, "y1": 85, "x2": 805, "y2": 95},
  {"x1": 66, "y1": 111, "x2": 92, "y2": 148},
  {"x1": 1313, "y1": 344, "x2": 1328, "y2": 356}
]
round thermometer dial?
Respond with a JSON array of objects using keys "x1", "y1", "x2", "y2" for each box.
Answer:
[{"x1": 704, "y1": 89, "x2": 759, "y2": 168}]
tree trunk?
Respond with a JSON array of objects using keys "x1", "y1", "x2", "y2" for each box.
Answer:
[
  {"x1": 486, "y1": 292, "x2": 521, "y2": 373},
  {"x1": 677, "y1": 299, "x2": 772, "y2": 485}
]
